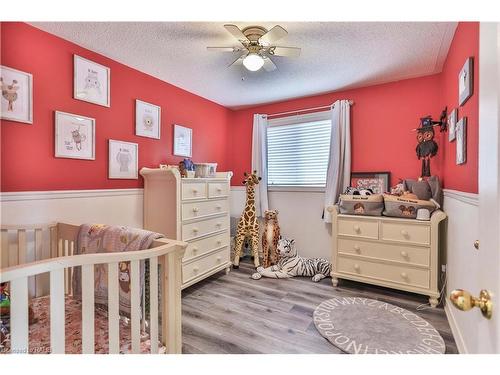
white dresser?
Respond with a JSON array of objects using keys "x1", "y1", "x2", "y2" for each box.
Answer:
[
  {"x1": 140, "y1": 167, "x2": 232, "y2": 289},
  {"x1": 328, "y1": 206, "x2": 446, "y2": 307}
]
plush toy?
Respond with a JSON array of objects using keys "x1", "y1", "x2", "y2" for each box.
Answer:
[
  {"x1": 262, "y1": 210, "x2": 281, "y2": 268},
  {"x1": 178, "y1": 161, "x2": 188, "y2": 178},
  {"x1": 344, "y1": 187, "x2": 374, "y2": 196},
  {"x1": 390, "y1": 180, "x2": 405, "y2": 196},
  {"x1": 403, "y1": 176, "x2": 443, "y2": 206},
  {"x1": 233, "y1": 171, "x2": 262, "y2": 269},
  {"x1": 401, "y1": 191, "x2": 419, "y2": 200},
  {"x1": 251, "y1": 237, "x2": 332, "y2": 282}
]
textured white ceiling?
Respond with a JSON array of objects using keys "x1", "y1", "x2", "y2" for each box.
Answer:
[{"x1": 30, "y1": 22, "x2": 456, "y2": 109}]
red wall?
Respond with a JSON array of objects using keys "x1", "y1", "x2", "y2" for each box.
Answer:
[
  {"x1": 1, "y1": 22, "x2": 230, "y2": 192},
  {"x1": 228, "y1": 75, "x2": 444, "y2": 188},
  {"x1": 227, "y1": 22, "x2": 479, "y2": 193},
  {"x1": 438, "y1": 22, "x2": 479, "y2": 193}
]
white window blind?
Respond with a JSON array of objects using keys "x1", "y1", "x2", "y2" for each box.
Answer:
[{"x1": 267, "y1": 113, "x2": 332, "y2": 187}]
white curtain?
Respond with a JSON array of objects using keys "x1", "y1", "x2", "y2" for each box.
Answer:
[
  {"x1": 323, "y1": 100, "x2": 351, "y2": 223},
  {"x1": 251, "y1": 113, "x2": 269, "y2": 217}
]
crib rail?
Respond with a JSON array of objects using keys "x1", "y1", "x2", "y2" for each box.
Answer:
[{"x1": 0, "y1": 223, "x2": 186, "y2": 354}]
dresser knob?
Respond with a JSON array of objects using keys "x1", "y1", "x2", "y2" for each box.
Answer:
[
  {"x1": 216, "y1": 240, "x2": 222, "y2": 245},
  {"x1": 192, "y1": 188, "x2": 198, "y2": 194},
  {"x1": 401, "y1": 230, "x2": 409, "y2": 237},
  {"x1": 353, "y1": 244, "x2": 361, "y2": 252},
  {"x1": 353, "y1": 264, "x2": 360, "y2": 271},
  {"x1": 193, "y1": 228, "x2": 199, "y2": 233},
  {"x1": 192, "y1": 207, "x2": 199, "y2": 213},
  {"x1": 217, "y1": 256, "x2": 221, "y2": 262},
  {"x1": 217, "y1": 187, "x2": 222, "y2": 192},
  {"x1": 401, "y1": 272, "x2": 408, "y2": 279},
  {"x1": 215, "y1": 205, "x2": 222, "y2": 210},
  {"x1": 400, "y1": 251, "x2": 408, "y2": 258},
  {"x1": 353, "y1": 225, "x2": 361, "y2": 233},
  {"x1": 192, "y1": 247, "x2": 198, "y2": 254},
  {"x1": 193, "y1": 267, "x2": 199, "y2": 273},
  {"x1": 216, "y1": 222, "x2": 222, "y2": 228}
]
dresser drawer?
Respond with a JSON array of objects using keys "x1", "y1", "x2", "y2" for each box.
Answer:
[
  {"x1": 182, "y1": 199, "x2": 228, "y2": 221},
  {"x1": 182, "y1": 182, "x2": 207, "y2": 200},
  {"x1": 183, "y1": 232, "x2": 229, "y2": 261},
  {"x1": 208, "y1": 182, "x2": 229, "y2": 198},
  {"x1": 182, "y1": 215, "x2": 228, "y2": 240},
  {"x1": 182, "y1": 247, "x2": 229, "y2": 283},
  {"x1": 336, "y1": 256, "x2": 430, "y2": 289},
  {"x1": 381, "y1": 221, "x2": 430, "y2": 246},
  {"x1": 338, "y1": 238, "x2": 430, "y2": 267},
  {"x1": 337, "y1": 218, "x2": 379, "y2": 239}
]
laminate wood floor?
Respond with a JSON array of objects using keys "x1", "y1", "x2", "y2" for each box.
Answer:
[{"x1": 181, "y1": 258, "x2": 458, "y2": 354}]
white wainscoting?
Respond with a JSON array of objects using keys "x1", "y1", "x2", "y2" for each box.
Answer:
[
  {"x1": 442, "y1": 188, "x2": 479, "y2": 354},
  {"x1": 230, "y1": 187, "x2": 332, "y2": 260},
  {"x1": 1, "y1": 189, "x2": 144, "y2": 228}
]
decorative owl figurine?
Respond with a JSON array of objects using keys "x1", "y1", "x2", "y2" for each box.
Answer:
[{"x1": 416, "y1": 117, "x2": 439, "y2": 177}]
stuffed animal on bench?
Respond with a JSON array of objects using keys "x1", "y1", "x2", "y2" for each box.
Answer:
[{"x1": 251, "y1": 237, "x2": 332, "y2": 282}]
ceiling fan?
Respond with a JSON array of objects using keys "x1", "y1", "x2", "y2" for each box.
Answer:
[{"x1": 207, "y1": 24, "x2": 301, "y2": 72}]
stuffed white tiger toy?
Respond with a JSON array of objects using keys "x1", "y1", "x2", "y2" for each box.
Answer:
[{"x1": 251, "y1": 237, "x2": 332, "y2": 282}]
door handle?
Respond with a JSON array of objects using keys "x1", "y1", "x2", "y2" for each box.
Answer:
[
  {"x1": 474, "y1": 240, "x2": 479, "y2": 250},
  {"x1": 450, "y1": 289, "x2": 492, "y2": 319}
]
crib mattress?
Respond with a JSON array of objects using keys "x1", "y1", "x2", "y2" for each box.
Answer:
[{"x1": 1, "y1": 295, "x2": 165, "y2": 354}]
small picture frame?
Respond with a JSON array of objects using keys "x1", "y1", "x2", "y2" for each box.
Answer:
[
  {"x1": 74, "y1": 55, "x2": 110, "y2": 107},
  {"x1": 173, "y1": 124, "x2": 192, "y2": 157},
  {"x1": 448, "y1": 108, "x2": 458, "y2": 142},
  {"x1": 135, "y1": 99, "x2": 161, "y2": 139},
  {"x1": 350, "y1": 172, "x2": 391, "y2": 194},
  {"x1": 55, "y1": 111, "x2": 96, "y2": 160},
  {"x1": 458, "y1": 57, "x2": 473, "y2": 106},
  {"x1": 108, "y1": 140, "x2": 138, "y2": 179},
  {"x1": 456, "y1": 117, "x2": 467, "y2": 165},
  {"x1": 0, "y1": 65, "x2": 33, "y2": 124}
]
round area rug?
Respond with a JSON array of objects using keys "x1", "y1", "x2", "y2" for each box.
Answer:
[{"x1": 313, "y1": 297, "x2": 445, "y2": 354}]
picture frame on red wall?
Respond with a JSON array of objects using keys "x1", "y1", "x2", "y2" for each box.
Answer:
[
  {"x1": 0, "y1": 65, "x2": 33, "y2": 124},
  {"x1": 350, "y1": 172, "x2": 391, "y2": 194},
  {"x1": 458, "y1": 57, "x2": 473, "y2": 106}
]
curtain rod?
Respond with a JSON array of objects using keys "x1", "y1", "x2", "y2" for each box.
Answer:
[{"x1": 266, "y1": 100, "x2": 354, "y2": 118}]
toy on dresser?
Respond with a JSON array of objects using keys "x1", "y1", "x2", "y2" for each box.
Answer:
[
  {"x1": 262, "y1": 210, "x2": 281, "y2": 268},
  {"x1": 251, "y1": 237, "x2": 332, "y2": 282}
]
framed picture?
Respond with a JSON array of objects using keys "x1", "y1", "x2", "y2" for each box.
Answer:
[
  {"x1": 456, "y1": 117, "x2": 467, "y2": 165},
  {"x1": 135, "y1": 99, "x2": 161, "y2": 139},
  {"x1": 458, "y1": 57, "x2": 473, "y2": 106},
  {"x1": 448, "y1": 108, "x2": 458, "y2": 142},
  {"x1": 350, "y1": 172, "x2": 391, "y2": 194},
  {"x1": 0, "y1": 65, "x2": 33, "y2": 124},
  {"x1": 173, "y1": 124, "x2": 192, "y2": 157},
  {"x1": 54, "y1": 111, "x2": 95, "y2": 160},
  {"x1": 108, "y1": 140, "x2": 138, "y2": 179},
  {"x1": 74, "y1": 55, "x2": 110, "y2": 107}
]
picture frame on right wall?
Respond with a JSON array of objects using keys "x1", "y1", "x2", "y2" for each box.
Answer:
[
  {"x1": 456, "y1": 117, "x2": 467, "y2": 165},
  {"x1": 0, "y1": 65, "x2": 33, "y2": 124},
  {"x1": 448, "y1": 108, "x2": 458, "y2": 142},
  {"x1": 458, "y1": 57, "x2": 473, "y2": 106}
]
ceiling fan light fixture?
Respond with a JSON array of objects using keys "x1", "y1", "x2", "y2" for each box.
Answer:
[{"x1": 243, "y1": 53, "x2": 264, "y2": 71}]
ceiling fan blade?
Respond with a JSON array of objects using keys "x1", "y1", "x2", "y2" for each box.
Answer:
[
  {"x1": 228, "y1": 51, "x2": 248, "y2": 67},
  {"x1": 262, "y1": 57, "x2": 277, "y2": 72},
  {"x1": 259, "y1": 25, "x2": 288, "y2": 45},
  {"x1": 270, "y1": 46, "x2": 301, "y2": 57},
  {"x1": 224, "y1": 24, "x2": 249, "y2": 44},
  {"x1": 207, "y1": 47, "x2": 242, "y2": 53}
]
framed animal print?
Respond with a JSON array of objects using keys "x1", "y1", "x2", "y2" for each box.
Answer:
[
  {"x1": 135, "y1": 99, "x2": 161, "y2": 139},
  {"x1": 458, "y1": 57, "x2": 473, "y2": 106},
  {"x1": 456, "y1": 117, "x2": 467, "y2": 165},
  {"x1": 0, "y1": 65, "x2": 33, "y2": 124},
  {"x1": 173, "y1": 124, "x2": 192, "y2": 157},
  {"x1": 108, "y1": 139, "x2": 138, "y2": 179},
  {"x1": 54, "y1": 111, "x2": 96, "y2": 160},
  {"x1": 350, "y1": 172, "x2": 391, "y2": 194},
  {"x1": 74, "y1": 55, "x2": 110, "y2": 107}
]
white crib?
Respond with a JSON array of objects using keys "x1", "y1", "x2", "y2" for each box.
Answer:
[{"x1": 0, "y1": 222, "x2": 186, "y2": 354}]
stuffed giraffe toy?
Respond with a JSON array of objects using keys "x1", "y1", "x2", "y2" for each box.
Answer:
[{"x1": 233, "y1": 171, "x2": 262, "y2": 269}]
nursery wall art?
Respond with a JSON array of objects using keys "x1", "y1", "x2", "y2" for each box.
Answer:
[
  {"x1": 448, "y1": 108, "x2": 457, "y2": 142},
  {"x1": 74, "y1": 55, "x2": 110, "y2": 107},
  {"x1": 135, "y1": 99, "x2": 161, "y2": 139},
  {"x1": 173, "y1": 124, "x2": 192, "y2": 157},
  {"x1": 54, "y1": 111, "x2": 95, "y2": 160},
  {"x1": 456, "y1": 117, "x2": 467, "y2": 165},
  {"x1": 458, "y1": 57, "x2": 473, "y2": 106},
  {"x1": 0, "y1": 65, "x2": 33, "y2": 124},
  {"x1": 108, "y1": 139, "x2": 138, "y2": 179},
  {"x1": 350, "y1": 172, "x2": 390, "y2": 193}
]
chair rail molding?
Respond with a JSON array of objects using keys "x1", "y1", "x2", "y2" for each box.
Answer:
[
  {"x1": 1, "y1": 188, "x2": 144, "y2": 202},
  {"x1": 443, "y1": 189, "x2": 479, "y2": 206}
]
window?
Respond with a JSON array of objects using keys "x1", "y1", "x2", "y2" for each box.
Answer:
[{"x1": 267, "y1": 111, "x2": 331, "y2": 188}]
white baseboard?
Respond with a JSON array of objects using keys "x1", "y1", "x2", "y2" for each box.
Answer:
[{"x1": 444, "y1": 302, "x2": 468, "y2": 354}]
